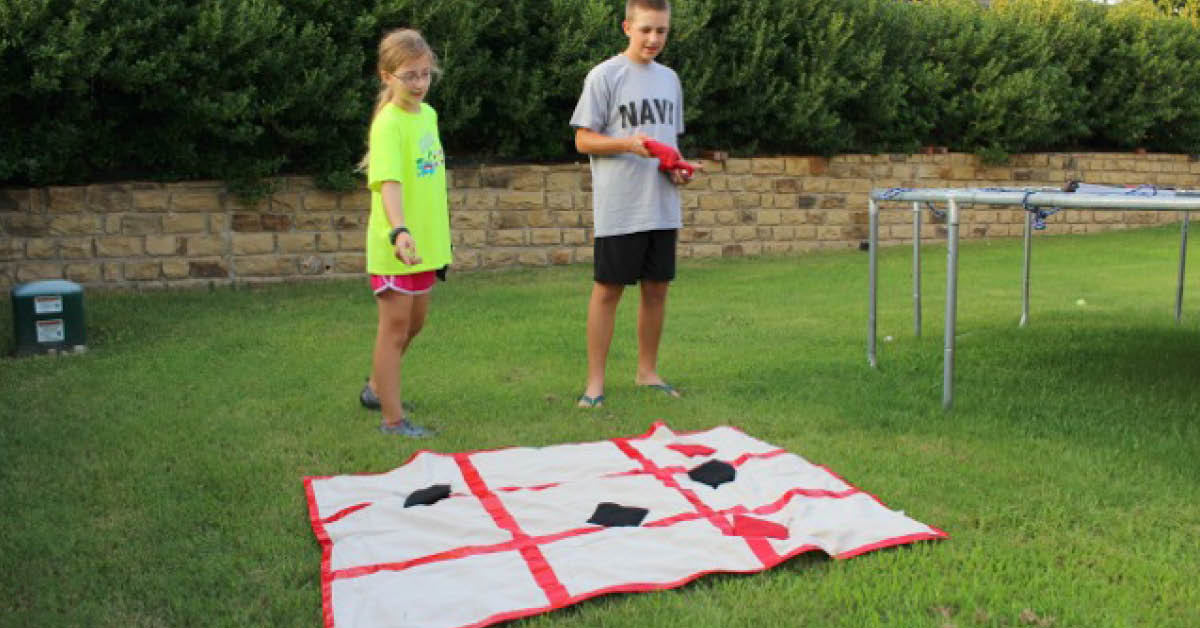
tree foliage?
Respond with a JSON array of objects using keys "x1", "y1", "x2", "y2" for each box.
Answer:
[{"x1": 2, "y1": 0, "x2": 1200, "y2": 188}]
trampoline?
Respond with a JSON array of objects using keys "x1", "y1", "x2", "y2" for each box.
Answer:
[{"x1": 866, "y1": 184, "x2": 1200, "y2": 409}]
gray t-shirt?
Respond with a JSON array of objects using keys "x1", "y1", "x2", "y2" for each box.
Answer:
[{"x1": 570, "y1": 55, "x2": 685, "y2": 238}]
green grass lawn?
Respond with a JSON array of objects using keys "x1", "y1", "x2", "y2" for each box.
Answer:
[{"x1": 2, "y1": 225, "x2": 1199, "y2": 628}]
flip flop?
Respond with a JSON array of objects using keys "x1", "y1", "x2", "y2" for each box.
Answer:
[
  {"x1": 640, "y1": 383, "x2": 681, "y2": 398},
  {"x1": 577, "y1": 394, "x2": 605, "y2": 408}
]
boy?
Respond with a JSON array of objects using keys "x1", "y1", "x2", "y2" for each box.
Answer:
[{"x1": 570, "y1": 0, "x2": 696, "y2": 408}]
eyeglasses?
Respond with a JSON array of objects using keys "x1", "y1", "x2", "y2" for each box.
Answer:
[{"x1": 390, "y1": 69, "x2": 433, "y2": 86}]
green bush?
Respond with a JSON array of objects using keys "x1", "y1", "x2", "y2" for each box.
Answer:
[{"x1": 2, "y1": 0, "x2": 1200, "y2": 189}]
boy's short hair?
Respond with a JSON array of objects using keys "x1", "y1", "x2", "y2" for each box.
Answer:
[{"x1": 626, "y1": 0, "x2": 670, "y2": 19}]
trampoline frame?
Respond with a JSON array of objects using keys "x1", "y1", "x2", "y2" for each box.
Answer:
[{"x1": 867, "y1": 187, "x2": 1200, "y2": 409}]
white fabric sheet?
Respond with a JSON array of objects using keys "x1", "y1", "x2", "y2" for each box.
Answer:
[{"x1": 305, "y1": 423, "x2": 946, "y2": 628}]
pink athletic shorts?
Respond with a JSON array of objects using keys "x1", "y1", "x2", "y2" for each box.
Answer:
[{"x1": 370, "y1": 271, "x2": 436, "y2": 295}]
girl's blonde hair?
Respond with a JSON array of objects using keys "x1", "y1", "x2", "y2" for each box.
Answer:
[{"x1": 358, "y1": 29, "x2": 440, "y2": 171}]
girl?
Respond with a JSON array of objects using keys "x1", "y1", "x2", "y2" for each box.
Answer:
[{"x1": 359, "y1": 29, "x2": 452, "y2": 437}]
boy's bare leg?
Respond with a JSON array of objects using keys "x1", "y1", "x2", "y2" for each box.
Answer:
[
  {"x1": 583, "y1": 282, "x2": 625, "y2": 401},
  {"x1": 372, "y1": 291, "x2": 416, "y2": 426},
  {"x1": 635, "y1": 279, "x2": 678, "y2": 394}
]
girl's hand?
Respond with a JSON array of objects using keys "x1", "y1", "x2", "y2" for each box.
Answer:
[{"x1": 393, "y1": 232, "x2": 422, "y2": 266}]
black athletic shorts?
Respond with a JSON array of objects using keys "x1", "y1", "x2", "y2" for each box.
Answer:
[{"x1": 593, "y1": 229, "x2": 677, "y2": 285}]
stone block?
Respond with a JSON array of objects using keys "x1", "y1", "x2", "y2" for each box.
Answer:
[
  {"x1": 549, "y1": 249, "x2": 573, "y2": 265},
  {"x1": 163, "y1": 214, "x2": 208, "y2": 233},
  {"x1": 121, "y1": 215, "x2": 161, "y2": 235},
  {"x1": 233, "y1": 213, "x2": 261, "y2": 232},
  {"x1": 509, "y1": 172, "x2": 544, "y2": 191},
  {"x1": 163, "y1": 260, "x2": 190, "y2": 279},
  {"x1": 298, "y1": 255, "x2": 329, "y2": 276},
  {"x1": 338, "y1": 232, "x2": 364, "y2": 251},
  {"x1": 270, "y1": 192, "x2": 302, "y2": 212},
  {"x1": 171, "y1": 191, "x2": 223, "y2": 212},
  {"x1": 341, "y1": 190, "x2": 370, "y2": 211},
  {"x1": 464, "y1": 191, "x2": 498, "y2": 210},
  {"x1": 47, "y1": 186, "x2": 87, "y2": 213},
  {"x1": 236, "y1": 256, "x2": 295, "y2": 277},
  {"x1": 334, "y1": 253, "x2": 365, "y2": 274},
  {"x1": 545, "y1": 173, "x2": 578, "y2": 192},
  {"x1": 517, "y1": 251, "x2": 548, "y2": 266},
  {"x1": 482, "y1": 250, "x2": 517, "y2": 268},
  {"x1": 145, "y1": 236, "x2": 182, "y2": 256},
  {"x1": 334, "y1": 213, "x2": 366, "y2": 230},
  {"x1": 25, "y1": 239, "x2": 56, "y2": 259},
  {"x1": 774, "y1": 178, "x2": 802, "y2": 194},
  {"x1": 260, "y1": 214, "x2": 293, "y2": 231},
  {"x1": 124, "y1": 261, "x2": 161, "y2": 281},
  {"x1": 48, "y1": 215, "x2": 99, "y2": 236},
  {"x1": 453, "y1": 249, "x2": 481, "y2": 270},
  {"x1": 294, "y1": 212, "x2": 333, "y2": 230},
  {"x1": 459, "y1": 230, "x2": 486, "y2": 246},
  {"x1": 724, "y1": 159, "x2": 751, "y2": 175},
  {"x1": 734, "y1": 194, "x2": 761, "y2": 210},
  {"x1": 317, "y1": 233, "x2": 339, "y2": 252},
  {"x1": 63, "y1": 263, "x2": 101, "y2": 283},
  {"x1": 0, "y1": 188, "x2": 31, "y2": 212},
  {"x1": 531, "y1": 229, "x2": 561, "y2": 245},
  {"x1": 699, "y1": 194, "x2": 734, "y2": 211},
  {"x1": 491, "y1": 230, "x2": 526, "y2": 246},
  {"x1": 549, "y1": 192, "x2": 576, "y2": 211},
  {"x1": 233, "y1": 233, "x2": 275, "y2": 255},
  {"x1": 563, "y1": 229, "x2": 588, "y2": 246},
  {"x1": 0, "y1": 239, "x2": 21, "y2": 260},
  {"x1": 304, "y1": 190, "x2": 341, "y2": 211},
  {"x1": 17, "y1": 263, "x2": 64, "y2": 282},
  {"x1": 452, "y1": 211, "x2": 490, "y2": 229},
  {"x1": 96, "y1": 237, "x2": 143, "y2": 258},
  {"x1": 132, "y1": 189, "x2": 169, "y2": 212},
  {"x1": 733, "y1": 226, "x2": 757, "y2": 242},
  {"x1": 186, "y1": 236, "x2": 225, "y2": 257},
  {"x1": 498, "y1": 191, "x2": 543, "y2": 210},
  {"x1": 189, "y1": 261, "x2": 229, "y2": 278},
  {"x1": 59, "y1": 238, "x2": 93, "y2": 259},
  {"x1": 495, "y1": 211, "x2": 529, "y2": 229}
]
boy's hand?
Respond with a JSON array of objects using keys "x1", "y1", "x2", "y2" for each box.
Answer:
[
  {"x1": 670, "y1": 160, "x2": 704, "y2": 186},
  {"x1": 627, "y1": 133, "x2": 652, "y2": 158},
  {"x1": 393, "y1": 232, "x2": 422, "y2": 266}
]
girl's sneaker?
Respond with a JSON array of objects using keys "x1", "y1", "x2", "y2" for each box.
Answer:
[
  {"x1": 379, "y1": 420, "x2": 434, "y2": 438},
  {"x1": 360, "y1": 379, "x2": 413, "y2": 412}
]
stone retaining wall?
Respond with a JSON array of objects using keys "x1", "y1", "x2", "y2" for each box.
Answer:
[{"x1": 2, "y1": 152, "x2": 1198, "y2": 290}]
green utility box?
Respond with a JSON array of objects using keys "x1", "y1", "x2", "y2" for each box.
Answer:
[{"x1": 11, "y1": 280, "x2": 86, "y2": 356}]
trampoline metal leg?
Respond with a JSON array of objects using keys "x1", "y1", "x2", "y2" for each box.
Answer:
[
  {"x1": 913, "y1": 202, "x2": 922, "y2": 338},
  {"x1": 1177, "y1": 212, "x2": 1190, "y2": 325},
  {"x1": 1020, "y1": 209, "x2": 1032, "y2": 328},
  {"x1": 868, "y1": 199, "x2": 879, "y2": 368},
  {"x1": 944, "y1": 199, "x2": 960, "y2": 410}
]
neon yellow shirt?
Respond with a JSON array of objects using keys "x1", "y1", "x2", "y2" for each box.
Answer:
[{"x1": 366, "y1": 102, "x2": 451, "y2": 275}]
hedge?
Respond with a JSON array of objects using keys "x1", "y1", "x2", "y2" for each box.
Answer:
[{"x1": 1, "y1": 0, "x2": 1199, "y2": 189}]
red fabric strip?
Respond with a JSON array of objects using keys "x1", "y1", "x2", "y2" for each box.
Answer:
[
  {"x1": 454, "y1": 452, "x2": 572, "y2": 606},
  {"x1": 303, "y1": 478, "x2": 336, "y2": 628},
  {"x1": 319, "y1": 502, "x2": 371, "y2": 525},
  {"x1": 612, "y1": 438, "x2": 734, "y2": 535}
]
